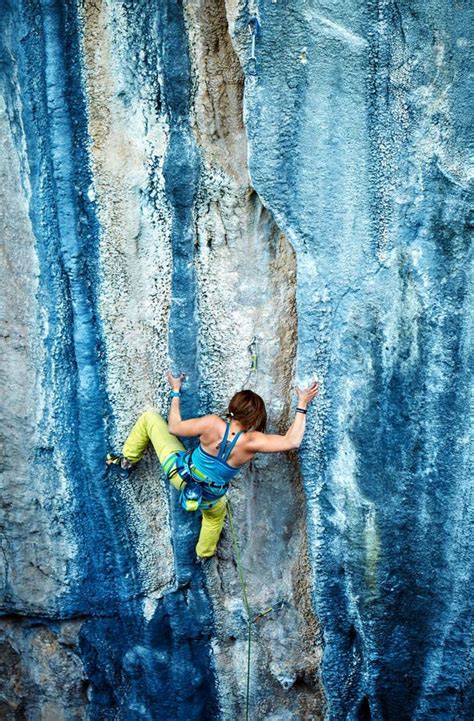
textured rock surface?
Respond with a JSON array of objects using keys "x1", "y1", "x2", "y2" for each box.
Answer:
[{"x1": 0, "y1": 0, "x2": 472, "y2": 720}]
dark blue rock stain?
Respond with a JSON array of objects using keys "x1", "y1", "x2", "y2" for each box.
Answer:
[
  {"x1": 159, "y1": 0, "x2": 206, "y2": 581},
  {"x1": 79, "y1": 585, "x2": 217, "y2": 720},
  {"x1": 9, "y1": 0, "x2": 138, "y2": 614},
  {"x1": 4, "y1": 0, "x2": 218, "y2": 717}
]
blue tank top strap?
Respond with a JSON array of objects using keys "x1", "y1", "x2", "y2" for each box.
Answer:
[
  {"x1": 217, "y1": 422, "x2": 231, "y2": 461},
  {"x1": 220, "y1": 430, "x2": 243, "y2": 462}
]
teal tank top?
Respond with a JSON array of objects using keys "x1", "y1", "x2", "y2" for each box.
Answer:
[{"x1": 190, "y1": 421, "x2": 244, "y2": 485}]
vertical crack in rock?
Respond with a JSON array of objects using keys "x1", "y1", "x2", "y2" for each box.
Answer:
[
  {"x1": 227, "y1": 2, "x2": 473, "y2": 720},
  {"x1": 184, "y1": 1, "x2": 324, "y2": 718},
  {"x1": 159, "y1": 0, "x2": 203, "y2": 581},
  {"x1": 365, "y1": 1, "x2": 402, "y2": 263}
]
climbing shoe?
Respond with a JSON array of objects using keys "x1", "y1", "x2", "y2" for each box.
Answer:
[{"x1": 106, "y1": 453, "x2": 135, "y2": 480}]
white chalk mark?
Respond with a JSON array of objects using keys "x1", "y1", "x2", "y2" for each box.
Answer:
[{"x1": 307, "y1": 11, "x2": 367, "y2": 49}]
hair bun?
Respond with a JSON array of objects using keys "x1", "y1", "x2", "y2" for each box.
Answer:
[{"x1": 227, "y1": 389, "x2": 267, "y2": 432}]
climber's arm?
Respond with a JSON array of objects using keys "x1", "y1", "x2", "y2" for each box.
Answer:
[
  {"x1": 247, "y1": 413, "x2": 306, "y2": 452},
  {"x1": 247, "y1": 380, "x2": 319, "y2": 453},
  {"x1": 247, "y1": 430, "x2": 299, "y2": 452},
  {"x1": 168, "y1": 402, "x2": 218, "y2": 438},
  {"x1": 166, "y1": 370, "x2": 220, "y2": 437},
  {"x1": 169, "y1": 415, "x2": 217, "y2": 437}
]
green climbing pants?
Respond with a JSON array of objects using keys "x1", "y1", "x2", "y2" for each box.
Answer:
[{"x1": 122, "y1": 410, "x2": 227, "y2": 557}]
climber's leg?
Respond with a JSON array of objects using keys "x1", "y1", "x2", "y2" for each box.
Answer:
[
  {"x1": 196, "y1": 497, "x2": 227, "y2": 558},
  {"x1": 122, "y1": 410, "x2": 185, "y2": 490}
]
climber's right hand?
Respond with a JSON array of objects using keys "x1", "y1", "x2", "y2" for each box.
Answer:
[{"x1": 295, "y1": 381, "x2": 319, "y2": 407}]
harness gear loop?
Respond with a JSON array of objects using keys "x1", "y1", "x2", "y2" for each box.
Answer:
[{"x1": 165, "y1": 450, "x2": 229, "y2": 511}]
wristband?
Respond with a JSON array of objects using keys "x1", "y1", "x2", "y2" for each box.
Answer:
[
  {"x1": 170, "y1": 390, "x2": 181, "y2": 398},
  {"x1": 296, "y1": 407, "x2": 307, "y2": 414}
]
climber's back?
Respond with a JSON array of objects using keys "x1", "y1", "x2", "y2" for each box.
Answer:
[{"x1": 192, "y1": 420, "x2": 245, "y2": 483}]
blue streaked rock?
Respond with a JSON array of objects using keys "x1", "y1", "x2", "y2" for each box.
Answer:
[
  {"x1": 240, "y1": 1, "x2": 473, "y2": 719},
  {"x1": 0, "y1": 0, "x2": 471, "y2": 718}
]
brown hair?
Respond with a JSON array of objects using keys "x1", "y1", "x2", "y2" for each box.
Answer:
[{"x1": 227, "y1": 390, "x2": 267, "y2": 432}]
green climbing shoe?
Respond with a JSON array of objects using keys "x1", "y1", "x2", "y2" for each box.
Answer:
[{"x1": 106, "y1": 453, "x2": 135, "y2": 480}]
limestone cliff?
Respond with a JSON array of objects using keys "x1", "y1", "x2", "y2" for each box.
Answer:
[{"x1": 0, "y1": 1, "x2": 472, "y2": 719}]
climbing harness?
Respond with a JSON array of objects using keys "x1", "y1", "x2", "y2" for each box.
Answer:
[
  {"x1": 165, "y1": 425, "x2": 243, "y2": 511},
  {"x1": 179, "y1": 476, "x2": 203, "y2": 512},
  {"x1": 165, "y1": 452, "x2": 218, "y2": 511}
]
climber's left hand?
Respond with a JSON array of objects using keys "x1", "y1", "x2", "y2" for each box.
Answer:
[{"x1": 167, "y1": 370, "x2": 186, "y2": 391}]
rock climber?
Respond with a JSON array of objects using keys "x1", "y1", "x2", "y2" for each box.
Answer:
[{"x1": 107, "y1": 371, "x2": 319, "y2": 559}]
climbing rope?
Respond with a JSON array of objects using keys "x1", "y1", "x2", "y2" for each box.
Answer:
[
  {"x1": 226, "y1": 499, "x2": 252, "y2": 721},
  {"x1": 226, "y1": 500, "x2": 284, "y2": 719}
]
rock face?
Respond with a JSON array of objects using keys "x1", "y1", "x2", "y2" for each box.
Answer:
[{"x1": 0, "y1": 1, "x2": 471, "y2": 720}]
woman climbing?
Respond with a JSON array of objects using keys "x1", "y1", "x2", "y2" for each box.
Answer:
[{"x1": 107, "y1": 372, "x2": 319, "y2": 559}]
